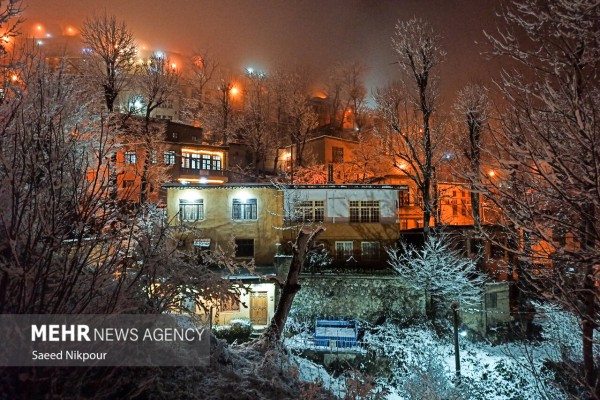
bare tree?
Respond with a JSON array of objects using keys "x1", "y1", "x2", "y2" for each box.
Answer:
[
  {"x1": 341, "y1": 61, "x2": 369, "y2": 132},
  {"x1": 131, "y1": 54, "x2": 180, "y2": 204},
  {"x1": 485, "y1": 0, "x2": 600, "y2": 396},
  {"x1": 271, "y1": 66, "x2": 319, "y2": 169},
  {"x1": 0, "y1": 48, "x2": 129, "y2": 314},
  {"x1": 80, "y1": 13, "x2": 137, "y2": 113},
  {"x1": 325, "y1": 61, "x2": 369, "y2": 132},
  {"x1": 0, "y1": 0, "x2": 22, "y2": 56},
  {"x1": 375, "y1": 18, "x2": 445, "y2": 239},
  {"x1": 262, "y1": 226, "x2": 325, "y2": 341},
  {"x1": 454, "y1": 83, "x2": 490, "y2": 263},
  {"x1": 235, "y1": 69, "x2": 273, "y2": 176},
  {"x1": 180, "y1": 49, "x2": 219, "y2": 127},
  {"x1": 198, "y1": 73, "x2": 238, "y2": 145}
]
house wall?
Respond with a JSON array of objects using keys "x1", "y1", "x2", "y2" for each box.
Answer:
[
  {"x1": 283, "y1": 187, "x2": 399, "y2": 223},
  {"x1": 166, "y1": 186, "x2": 283, "y2": 265},
  {"x1": 213, "y1": 282, "x2": 277, "y2": 328},
  {"x1": 460, "y1": 282, "x2": 511, "y2": 336},
  {"x1": 282, "y1": 187, "x2": 401, "y2": 268}
]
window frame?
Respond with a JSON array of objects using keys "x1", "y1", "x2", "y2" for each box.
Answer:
[
  {"x1": 294, "y1": 200, "x2": 325, "y2": 222},
  {"x1": 179, "y1": 199, "x2": 205, "y2": 222},
  {"x1": 124, "y1": 151, "x2": 137, "y2": 165},
  {"x1": 335, "y1": 241, "x2": 353, "y2": 261},
  {"x1": 164, "y1": 150, "x2": 176, "y2": 165},
  {"x1": 332, "y1": 146, "x2": 344, "y2": 163},
  {"x1": 235, "y1": 238, "x2": 254, "y2": 258},
  {"x1": 232, "y1": 198, "x2": 258, "y2": 220},
  {"x1": 349, "y1": 200, "x2": 380, "y2": 223},
  {"x1": 361, "y1": 241, "x2": 380, "y2": 261}
]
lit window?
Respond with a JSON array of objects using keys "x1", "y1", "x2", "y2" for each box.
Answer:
[
  {"x1": 232, "y1": 198, "x2": 257, "y2": 220},
  {"x1": 151, "y1": 150, "x2": 157, "y2": 164},
  {"x1": 179, "y1": 199, "x2": 204, "y2": 221},
  {"x1": 335, "y1": 241, "x2": 353, "y2": 261},
  {"x1": 201, "y1": 154, "x2": 211, "y2": 170},
  {"x1": 349, "y1": 201, "x2": 380, "y2": 223},
  {"x1": 124, "y1": 151, "x2": 136, "y2": 164},
  {"x1": 361, "y1": 242, "x2": 380, "y2": 261},
  {"x1": 235, "y1": 238, "x2": 254, "y2": 257},
  {"x1": 294, "y1": 200, "x2": 325, "y2": 222},
  {"x1": 164, "y1": 151, "x2": 175, "y2": 165},
  {"x1": 172, "y1": 131, "x2": 178, "y2": 139},
  {"x1": 212, "y1": 155, "x2": 222, "y2": 170},
  {"x1": 181, "y1": 152, "x2": 201, "y2": 169}
]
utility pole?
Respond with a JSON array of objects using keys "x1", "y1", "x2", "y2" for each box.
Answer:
[{"x1": 452, "y1": 301, "x2": 461, "y2": 383}]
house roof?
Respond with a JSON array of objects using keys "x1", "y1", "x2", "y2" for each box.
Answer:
[
  {"x1": 163, "y1": 182, "x2": 276, "y2": 190},
  {"x1": 163, "y1": 182, "x2": 410, "y2": 190}
]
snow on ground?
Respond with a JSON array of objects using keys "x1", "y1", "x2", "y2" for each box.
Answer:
[{"x1": 287, "y1": 321, "x2": 567, "y2": 399}]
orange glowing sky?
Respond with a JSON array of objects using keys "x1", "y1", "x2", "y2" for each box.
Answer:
[{"x1": 21, "y1": 0, "x2": 502, "y2": 103}]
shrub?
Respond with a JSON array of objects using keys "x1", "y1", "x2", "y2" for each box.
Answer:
[{"x1": 213, "y1": 319, "x2": 253, "y2": 344}]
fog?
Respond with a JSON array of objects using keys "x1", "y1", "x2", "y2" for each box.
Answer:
[{"x1": 23, "y1": 0, "x2": 501, "y2": 102}]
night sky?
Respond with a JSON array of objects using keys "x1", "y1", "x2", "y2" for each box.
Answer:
[{"x1": 23, "y1": 0, "x2": 502, "y2": 105}]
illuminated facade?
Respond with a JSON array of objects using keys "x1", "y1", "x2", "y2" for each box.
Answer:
[{"x1": 114, "y1": 120, "x2": 229, "y2": 202}]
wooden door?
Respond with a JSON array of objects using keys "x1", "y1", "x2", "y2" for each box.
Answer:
[{"x1": 250, "y1": 292, "x2": 268, "y2": 325}]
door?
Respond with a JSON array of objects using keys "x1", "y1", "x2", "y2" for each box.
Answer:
[{"x1": 250, "y1": 291, "x2": 268, "y2": 325}]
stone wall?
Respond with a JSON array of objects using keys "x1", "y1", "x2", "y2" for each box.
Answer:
[{"x1": 292, "y1": 274, "x2": 425, "y2": 323}]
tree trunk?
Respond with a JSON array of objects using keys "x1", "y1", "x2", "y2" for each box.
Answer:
[
  {"x1": 263, "y1": 226, "x2": 325, "y2": 341},
  {"x1": 582, "y1": 211, "x2": 598, "y2": 396}
]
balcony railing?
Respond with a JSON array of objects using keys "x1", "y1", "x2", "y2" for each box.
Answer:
[{"x1": 179, "y1": 168, "x2": 226, "y2": 177}]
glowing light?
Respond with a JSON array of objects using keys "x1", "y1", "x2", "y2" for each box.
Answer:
[
  {"x1": 459, "y1": 329, "x2": 468, "y2": 337},
  {"x1": 192, "y1": 56, "x2": 203, "y2": 68},
  {"x1": 37, "y1": 40, "x2": 43, "y2": 45},
  {"x1": 236, "y1": 190, "x2": 251, "y2": 203},
  {"x1": 2, "y1": 36, "x2": 10, "y2": 43},
  {"x1": 181, "y1": 148, "x2": 223, "y2": 157},
  {"x1": 246, "y1": 67, "x2": 254, "y2": 74},
  {"x1": 281, "y1": 152, "x2": 291, "y2": 160},
  {"x1": 154, "y1": 50, "x2": 165, "y2": 59},
  {"x1": 11, "y1": 74, "x2": 18, "y2": 81},
  {"x1": 36, "y1": 24, "x2": 43, "y2": 31},
  {"x1": 230, "y1": 86, "x2": 239, "y2": 96},
  {"x1": 171, "y1": 62, "x2": 177, "y2": 70},
  {"x1": 46, "y1": 33, "x2": 51, "y2": 38},
  {"x1": 180, "y1": 189, "x2": 202, "y2": 201},
  {"x1": 177, "y1": 178, "x2": 224, "y2": 184},
  {"x1": 488, "y1": 170, "x2": 496, "y2": 177}
]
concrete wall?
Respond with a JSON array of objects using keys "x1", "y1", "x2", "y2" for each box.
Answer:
[{"x1": 291, "y1": 275, "x2": 425, "y2": 323}]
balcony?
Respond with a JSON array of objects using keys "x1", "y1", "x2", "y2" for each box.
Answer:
[{"x1": 177, "y1": 168, "x2": 227, "y2": 183}]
